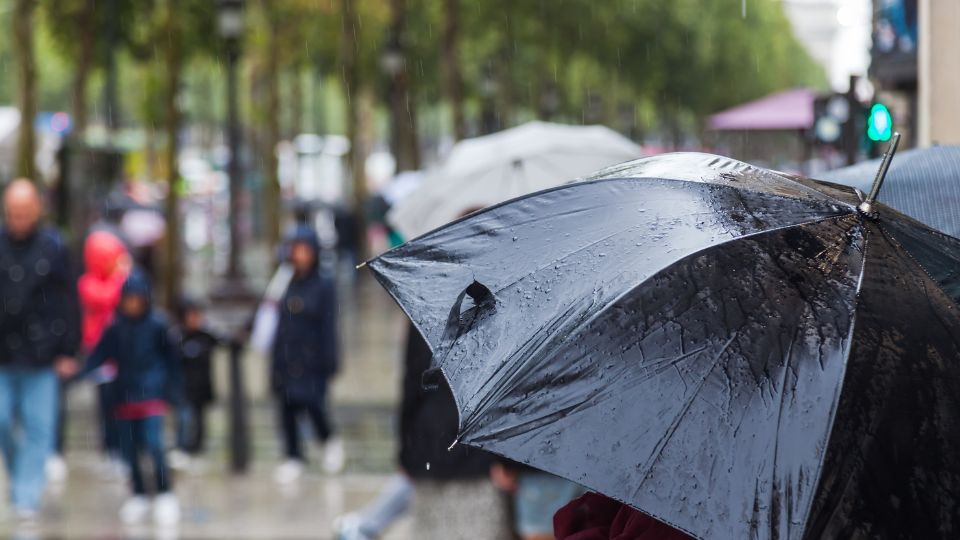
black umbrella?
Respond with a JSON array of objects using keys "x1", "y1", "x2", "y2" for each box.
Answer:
[
  {"x1": 368, "y1": 147, "x2": 960, "y2": 539},
  {"x1": 820, "y1": 145, "x2": 960, "y2": 237}
]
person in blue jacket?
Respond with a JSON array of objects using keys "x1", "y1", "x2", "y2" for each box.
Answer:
[
  {"x1": 272, "y1": 227, "x2": 343, "y2": 483},
  {"x1": 76, "y1": 270, "x2": 183, "y2": 525}
]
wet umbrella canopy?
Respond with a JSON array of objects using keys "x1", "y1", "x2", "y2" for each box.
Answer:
[{"x1": 368, "y1": 151, "x2": 960, "y2": 539}]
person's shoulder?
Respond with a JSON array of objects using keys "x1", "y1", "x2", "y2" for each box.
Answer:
[
  {"x1": 36, "y1": 226, "x2": 68, "y2": 252},
  {"x1": 100, "y1": 319, "x2": 122, "y2": 339},
  {"x1": 36, "y1": 225, "x2": 64, "y2": 243},
  {"x1": 148, "y1": 310, "x2": 174, "y2": 330}
]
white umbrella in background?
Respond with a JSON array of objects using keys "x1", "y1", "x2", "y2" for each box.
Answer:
[
  {"x1": 388, "y1": 121, "x2": 643, "y2": 239},
  {"x1": 380, "y1": 170, "x2": 425, "y2": 206}
]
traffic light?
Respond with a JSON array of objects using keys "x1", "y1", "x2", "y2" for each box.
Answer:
[
  {"x1": 866, "y1": 103, "x2": 893, "y2": 142},
  {"x1": 811, "y1": 94, "x2": 848, "y2": 148}
]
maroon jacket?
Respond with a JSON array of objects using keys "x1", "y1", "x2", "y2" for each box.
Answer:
[{"x1": 554, "y1": 492, "x2": 693, "y2": 540}]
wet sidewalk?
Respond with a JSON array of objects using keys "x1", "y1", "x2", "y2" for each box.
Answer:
[{"x1": 1, "y1": 463, "x2": 411, "y2": 539}]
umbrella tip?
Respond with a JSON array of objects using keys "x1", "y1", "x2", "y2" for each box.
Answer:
[
  {"x1": 355, "y1": 261, "x2": 368, "y2": 270},
  {"x1": 858, "y1": 132, "x2": 901, "y2": 217}
]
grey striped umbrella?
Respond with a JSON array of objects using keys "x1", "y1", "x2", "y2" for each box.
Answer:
[{"x1": 820, "y1": 146, "x2": 960, "y2": 237}]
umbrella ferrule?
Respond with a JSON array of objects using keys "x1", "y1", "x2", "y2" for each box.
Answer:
[{"x1": 857, "y1": 132, "x2": 901, "y2": 218}]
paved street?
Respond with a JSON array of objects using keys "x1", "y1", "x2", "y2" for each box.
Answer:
[{"x1": 0, "y1": 276, "x2": 415, "y2": 539}]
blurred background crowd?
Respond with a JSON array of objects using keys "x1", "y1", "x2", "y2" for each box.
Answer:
[{"x1": 0, "y1": 0, "x2": 951, "y2": 538}]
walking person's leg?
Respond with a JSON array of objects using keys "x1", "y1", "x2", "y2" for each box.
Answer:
[
  {"x1": 305, "y1": 388, "x2": 332, "y2": 442},
  {"x1": 142, "y1": 416, "x2": 172, "y2": 493},
  {"x1": 174, "y1": 404, "x2": 191, "y2": 452},
  {"x1": 10, "y1": 367, "x2": 58, "y2": 514},
  {"x1": 143, "y1": 415, "x2": 179, "y2": 525},
  {"x1": 118, "y1": 419, "x2": 146, "y2": 496},
  {"x1": 306, "y1": 382, "x2": 343, "y2": 473},
  {"x1": 100, "y1": 382, "x2": 122, "y2": 457},
  {"x1": 274, "y1": 397, "x2": 305, "y2": 483},
  {"x1": 0, "y1": 367, "x2": 17, "y2": 498},
  {"x1": 48, "y1": 378, "x2": 70, "y2": 483},
  {"x1": 55, "y1": 380, "x2": 67, "y2": 455},
  {"x1": 190, "y1": 401, "x2": 207, "y2": 454},
  {"x1": 280, "y1": 398, "x2": 304, "y2": 461},
  {"x1": 359, "y1": 473, "x2": 414, "y2": 535},
  {"x1": 117, "y1": 419, "x2": 151, "y2": 524}
]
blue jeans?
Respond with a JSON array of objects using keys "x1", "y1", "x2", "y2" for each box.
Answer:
[
  {"x1": 515, "y1": 472, "x2": 585, "y2": 537},
  {"x1": 0, "y1": 366, "x2": 59, "y2": 511},
  {"x1": 118, "y1": 416, "x2": 171, "y2": 495},
  {"x1": 357, "y1": 473, "x2": 413, "y2": 535}
]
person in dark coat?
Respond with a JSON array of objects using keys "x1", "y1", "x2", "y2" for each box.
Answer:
[
  {"x1": 173, "y1": 299, "x2": 220, "y2": 456},
  {"x1": 0, "y1": 179, "x2": 80, "y2": 519},
  {"x1": 271, "y1": 227, "x2": 342, "y2": 483},
  {"x1": 76, "y1": 270, "x2": 184, "y2": 525},
  {"x1": 399, "y1": 323, "x2": 509, "y2": 539}
]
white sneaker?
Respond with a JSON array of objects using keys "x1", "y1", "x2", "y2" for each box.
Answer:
[
  {"x1": 273, "y1": 459, "x2": 305, "y2": 484},
  {"x1": 323, "y1": 438, "x2": 346, "y2": 474},
  {"x1": 333, "y1": 512, "x2": 375, "y2": 540},
  {"x1": 153, "y1": 493, "x2": 181, "y2": 525},
  {"x1": 168, "y1": 449, "x2": 191, "y2": 471},
  {"x1": 119, "y1": 496, "x2": 151, "y2": 524},
  {"x1": 13, "y1": 506, "x2": 38, "y2": 523},
  {"x1": 46, "y1": 454, "x2": 69, "y2": 483}
]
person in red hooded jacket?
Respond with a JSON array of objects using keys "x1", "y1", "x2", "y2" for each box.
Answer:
[
  {"x1": 52, "y1": 231, "x2": 130, "y2": 479},
  {"x1": 78, "y1": 231, "x2": 131, "y2": 351}
]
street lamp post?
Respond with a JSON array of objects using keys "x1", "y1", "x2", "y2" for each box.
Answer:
[
  {"x1": 214, "y1": 0, "x2": 251, "y2": 475},
  {"x1": 380, "y1": 36, "x2": 406, "y2": 170},
  {"x1": 217, "y1": 0, "x2": 248, "y2": 296}
]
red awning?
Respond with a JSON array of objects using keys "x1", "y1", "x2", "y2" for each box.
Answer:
[{"x1": 708, "y1": 88, "x2": 816, "y2": 131}]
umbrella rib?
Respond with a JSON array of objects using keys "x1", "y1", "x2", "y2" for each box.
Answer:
[
  {"x1": 634, "y1": 332, "x2": 739, "y2": 494},
  {"x1": 794, "y1": 229, "x2": 868, "y2": 536}
]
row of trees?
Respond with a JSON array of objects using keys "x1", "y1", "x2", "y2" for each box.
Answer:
[{"x1": 3, "y1": 0, "x2": 824, "y2": 302}]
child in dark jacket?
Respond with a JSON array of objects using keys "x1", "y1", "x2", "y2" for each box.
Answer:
[
  {"x1": 172, "y1": 299, "x2": 219, "y2": 459},
  {"x1": 77, "y1": 270, "x2": 183, "y2": 525}
]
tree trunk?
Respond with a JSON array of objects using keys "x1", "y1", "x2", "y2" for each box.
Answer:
[
  {"x1": 264, "y1": 2, "x2": 281, "y2": 249},
  {"x1": 388, "y1": 0, "x2": 420, "y2": 172},
  {"x1": 442, "y1": 0, "x2": 465, "y2": 141},
  {"x1": 289, "y1": 67, "x2": 303, "y2": 138},
  {"x1": 340, "y1": 0, "x2": 367, "y2": 258},
  {"x1": 71, "y1": 0, "x2": 96, "y2": 138},
  {"x1": 162, "y1": 0, "x2": 182, "y2": 311},
  {"x1": 13, "y1": 0, "x2": 37, "y2": 180}
]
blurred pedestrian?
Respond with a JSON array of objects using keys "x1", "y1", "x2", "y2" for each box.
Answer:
[
  {"x1": 491, "y1": 460, "x2": 585, "y2": 540},
  {"x1": 169, "y1": 298, "x2": 220, "y2": 468},
  {"x1": 72, "y1": 270, "x2": 184, "y2": 525},
  {"x1": 398, "y1": 324, "x2": 510, "y2": 539},
  {"x1": 334, "y1": 473, "x2": 413, "y2": 540},
  {"x1": 272, "y1": 227, "x2": 343, "y2": 483},
  {"x1": 0, "y1": 179, "x2": 79, "y2": 520},
  {"x1": 59, "y1": 230, "x2": 131, "y2": 482}
]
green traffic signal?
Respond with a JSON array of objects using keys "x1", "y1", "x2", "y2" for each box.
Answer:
[{"x1": 867, "y1": 103, "x2": 893, "y2": 142}]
